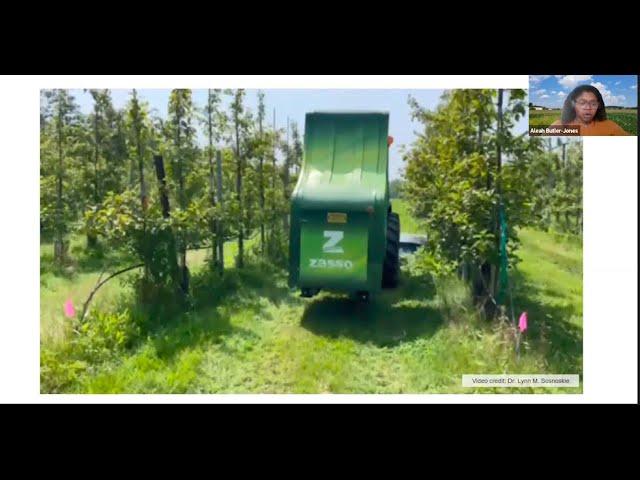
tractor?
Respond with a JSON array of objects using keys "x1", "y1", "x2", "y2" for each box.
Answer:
[{"x1": 288, "y1": 111, "x2": 400, "y2": 301}]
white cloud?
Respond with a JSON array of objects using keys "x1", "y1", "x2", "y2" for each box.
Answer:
[
  {"x1": 558, "y1": 91, "x2": 566, "y2": 97},
  {"x1": 615, "y1": 81, "x2": 621, "y2": 85},
  {"x1": 558, "y1": 75, "x2": 593, "y2": 89},
  {"x1": 530, "y1": 75, "x2": 550, "y2": 84},
  {"x1": 539, "y1": 94, "x2": 550, "y2": 99},
  {"x1": 551, "y1": 90, "x2": 558, "y2": 94},
  {"x1": 590, "y1": 81, "x2": 626, "y2": 106},
  {"x1": 535, "y1": 89, "x2": 546, "y2": 95},
  {"x1": 631, "y1": 84, "x2": 637, "y2": 90},
  {"x1": 554, "y1": 75, "x2": 563, "y2": 78}
]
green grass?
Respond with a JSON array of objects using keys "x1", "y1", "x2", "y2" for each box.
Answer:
[
  {"x1": 608, "y1": 110, "x2": 638, "y2": 135},
  {"x1": 41, "y1": 222, "x2": 583, "y2": 394},
  {"x1": 529, "y1": 110, "x2": 561, "y2": 127},
  {"x1": 511, "y1": 228, "x2": 582, "y2": 375},
  {"x1": 40, "y1": 235, "x2": 257, "y2": 350},
  {"x1": 530, "y1": 108, "x2": 637, "y2": 135},
  {"x1": 392, "y1": 199, "x2": 422, "y2": 234}
]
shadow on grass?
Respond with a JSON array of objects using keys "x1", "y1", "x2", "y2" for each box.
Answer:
[
  {"x1": 300, "y1": 272, "x2": 443, "y2": 347},
  {"x1": 65, "y1": 260, "x2": 443, "y2": 363},
  {"x1": 149, "y1": 311, "x2": 261, "y2": 361},
  {"x1": 189, "y1": 263, "x2": 300, "y2": 313},
  {"x1": 510, "y1": 269, "x2": 583, "y2": 374},
  {"x1": 112, "y1": 263, "x2": 300, "y2": 362}
]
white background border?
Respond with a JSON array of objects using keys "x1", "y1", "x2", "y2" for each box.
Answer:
[{"x1": 0, "y1": 75, "x2": 636, "y2": 403}]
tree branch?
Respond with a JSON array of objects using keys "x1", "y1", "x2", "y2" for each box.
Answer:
[{"x1": 80, "y1": 263, "x2": 144, "y2": 323}]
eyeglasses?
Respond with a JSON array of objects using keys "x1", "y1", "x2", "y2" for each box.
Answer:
[{"x1": 575, "y1": 100, "x2": 599, "y2": 108}]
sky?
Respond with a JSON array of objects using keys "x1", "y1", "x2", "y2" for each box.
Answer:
[
  {"x1": 69, "y1": 88, "x2": 529, "y2": 180},
  {"x1": 529, "y1": 75, "x2": 638, "y2": 108}
]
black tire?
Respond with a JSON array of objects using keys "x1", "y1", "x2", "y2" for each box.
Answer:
[{"x1": 382, "y1": 211, "x2": 400, "y2": 288}]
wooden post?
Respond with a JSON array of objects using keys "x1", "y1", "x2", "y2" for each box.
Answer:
[{"x1": 153, "y1": 154, "x2": 182, "y2": 292}]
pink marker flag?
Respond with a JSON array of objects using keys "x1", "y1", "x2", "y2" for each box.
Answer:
[
  {"x1": 518, "y1": 311, "x2": 528, "y2": 333},
  {"x1": 64, "y1": 299, "x2": 76, "y2": 318}
]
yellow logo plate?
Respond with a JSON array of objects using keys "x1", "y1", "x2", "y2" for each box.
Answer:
[{"x1": 327, "y1": 212, "x2": 347, "y2": 224}]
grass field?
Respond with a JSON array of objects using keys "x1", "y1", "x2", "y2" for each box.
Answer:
[
  {"x1": 391, "y1": 198, "x2": 422, "y2": 234},
  {"x1": 529, "y1": 108, "x2": 637, "y2": 135},
  {"x1": 40, "y1": 201, "x2": 583, "y2": 394}
]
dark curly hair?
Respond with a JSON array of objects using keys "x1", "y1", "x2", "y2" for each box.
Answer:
[{"x1": 561, "y1": 85, "x2": 607, "y2": 123}]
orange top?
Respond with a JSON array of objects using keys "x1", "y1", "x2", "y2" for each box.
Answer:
[{"x1": 550, "y1": 119, "x2": 630, "y2": 136}]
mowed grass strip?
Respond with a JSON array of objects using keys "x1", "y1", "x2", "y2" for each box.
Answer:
[{"x1": 41, "y1": 215, "x2": 583, "y2": 393}]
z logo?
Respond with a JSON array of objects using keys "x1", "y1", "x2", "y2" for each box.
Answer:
[{"x1": 323, "y1": 230, "x2": 344, "y2": 253}]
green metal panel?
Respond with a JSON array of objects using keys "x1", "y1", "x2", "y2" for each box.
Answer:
[
  {"x1": 300, "y1": 212, "x2": 369, "y2": 287},
  {"x1": 288, "y1": 112, "x2": 390, "y2": 293}
]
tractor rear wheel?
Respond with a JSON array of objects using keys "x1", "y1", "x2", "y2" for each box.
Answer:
[{"x1": 382, "y1": 211, "x2": 400, "y2": 288}]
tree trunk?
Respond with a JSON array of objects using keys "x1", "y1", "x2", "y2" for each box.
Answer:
[
  {"x1": 272, "y1": 109, "x2": 277, "y2": 192},
  {"x1": 259, "y1": 113, "x2": 265, "y2": 257},
  {"x1": 283, "y1": 117, "x2": 290, "y2": 233},
  {"x1": 207, "y1": 91, "x2": 218, "y2": 270},
  {"x1": 88, "y1": 109, "x2": 100, "y2": 249},
  {"x1": 94, "y1": 109, "x2": 100, "y2": 207},
  {"x1": 216, "y1": 150, "x2": 224, "y2": 273},
  {"x1": 270, "y1": 108, "x2": 276, "y2": 257},
  {"x1": 477, "y1": 112, "x2": 492, "y2": 300},
  {"x1": 174, "y1": 105, "x2": 188, "y2": 293},
  {"x1": 235, "y1": 106, "x2": 244, "y2": 268},
  {"x1": 489, "y1": 89, "x2": 503, "y2": 303},
  {"x1": 137, "y1": 121, "x2": 146, "y2": 209},
  {"x1": 135, "y1": 97, "x2": 148, "y2": 278},
  {"x1": 54, "y1": 104, "x2": 64, "y2": 263},
  {"x1": 208, "y1": 154, "x2": 218, "y2": 268},
  {"x1": 576, "y1": 208, "x2": 581, "y2": 235}
]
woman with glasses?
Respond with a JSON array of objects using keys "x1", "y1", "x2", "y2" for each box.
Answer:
[{"x1": 550, "y1": 84, "x2": 630, "y2": 135}]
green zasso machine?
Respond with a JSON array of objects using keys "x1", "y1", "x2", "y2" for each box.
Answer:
[{"x1": 288, "y1": 112, "x2": 400, "y2": 301}]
